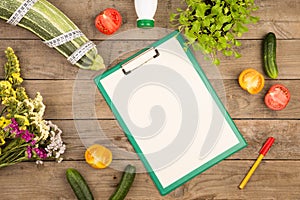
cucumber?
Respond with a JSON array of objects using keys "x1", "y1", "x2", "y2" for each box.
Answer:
[
  {"x1": 263, "y1": 32, "x2": 278, "y2": 79},
  {"x1": 66, "y1": 168, "x2": 94, "y2": 200},
  {"x1": 0, "y1": 0, "x2": 104, "y2": 70},
  {"x1": 109, "y1": 164, "x2": 136, "y2": 200}
]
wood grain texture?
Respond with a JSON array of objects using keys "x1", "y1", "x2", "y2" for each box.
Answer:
[
  {"x1": 0, "y1": 0, "x2": 300, "y2": 199},
  {"x1": 6, "y1": 79, "x2": 297, "y2": 120},
  {"x1": 0, "y1": 0, "x2": 299, "y2": 39},
  {"x1": 1, "y1": 160, "x2": 300, "y2": 200},
  {"x1": 0, "y1": 39, "x2": 299, "y2": 80},
  {"x1": 54, "y1": 119, "x2": 300, "y2": 161}
]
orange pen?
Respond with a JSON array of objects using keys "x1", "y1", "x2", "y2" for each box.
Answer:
[{"x1": 239, "y1": 137, "x2": 275, "y2": 189}]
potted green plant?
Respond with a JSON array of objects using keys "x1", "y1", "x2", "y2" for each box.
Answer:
[{"x1": 170, "y1": 0, "x2": 259, "y2": 65}]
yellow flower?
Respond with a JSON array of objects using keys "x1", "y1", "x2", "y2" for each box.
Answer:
[
  {"x1": 16, "y1": 87, "x2": 28, "y2": 101},
  {"x1": 0, "y1": 117, "x2": 10, "y2": 129},
  {"x1": 9, "y1": 72, "x2": 23, "y2": 86},
  {"x1": 0, "y1": 81, "x2": 12, "y2": 97},
  {"x1": 0, "y1": 80, "x2": 12, "y2": 88},
  {"x1": 14, "y1": 114, "x2": 30, "y2": 128},
  {"x1": 0, "y1": 136, "x2": 5, "y2": 146}
]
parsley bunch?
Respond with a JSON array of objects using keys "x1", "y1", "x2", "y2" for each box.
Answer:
[{"x1": 170, "y1": 0, "x2": 259, "y2": 65}]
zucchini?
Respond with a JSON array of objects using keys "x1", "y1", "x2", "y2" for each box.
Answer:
[
  {"x1": 109, "y1": 164, "x2": 136, "y2": 200},
  {"x1": 263, "y1": 32, "x2": 278, "y2": 79},
  {"x1": 66, "y1": 168, "x2": 94, "y2": 200},
  {"x1": 0, "y1": 0, "x2": 105, "y2": 70}
]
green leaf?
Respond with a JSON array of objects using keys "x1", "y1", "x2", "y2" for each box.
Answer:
[
  {"x1": 238, "y1": 6, "x2": 247, "y2": 15},
  {"x1": 252, "y1": 6, "x2": 259, "y2": 12},
  {"x1": 235, "y1": 22, "x2": 249, "y2": 34},
  {"x1": 234, "y1": 51, "x2": 242, "y2": 58},
  {"x1": 218, "y1": 36, "x2": 227, "y2": 44},
  {"x1": 179, "y1": 13, "x2": 189, "y2": 26},
  {"x1": 208, "y1": 35, "x2": 217, "y2": 46},
  {"x1": 185, "y1": 29, "x2": 197, "y2": 43},
  {"x1": 216, "y1": 23, "x2": 223, "y2": 31},
  {"x1": 203, "y1": 17, "x2": 210, "y2": 27},
  {"x1": 191, "y1": 20, "x2": 201, "y2": 33},
  {"x1": 224, "y1": 7, "x2": 230, "y2": 14},
  {"x1": 217, "y1": 37, "x2": 228, "y2": 50},
  {"x1": 195, "y1": 3, "x2": 209, "y2": 18},
  {"x1": 213, "y1": 31, "x2": 221, "y2": 38},
  {"x1": 223, "y1": 23, "x2": 233, "y2": 32},
  {"x1": 211, "y1": 4, "x2": 223, "y2": 16},
  {"x1": 218, "y1": 15, "x2": 232, "y2": 24},
  {"x1": 193, "y1": 42, "x2": 204, "y2": 51},
  {"x1": 250, "y1": 16, "x2": 259, "y2": 23},
  {"x1": 213, "y1": 58, "x2": 220, "y2": 65},
  {"x1": 210, "y1": 24, "x2": 216, "y2": 32},
  {"x1": 176, "y1": 8, "x2": 183, "y2": 12},
  {"x1": 199, "y1": 34, "x2": 210, "y2": 43},
  {"x1": 204, "y1": 56, "x2": 211, "y2": 61},
  {"x1": 223, "y1": 50, "x2": 233, "y2": 56},
  {"x1": 203, "y1": 47, "x2": 212, "y2": 54},
  {"x1": 234, "y1": 40, "x2": 242, "y2": 47},
  {"x1": 225, "y1": 32, "x2": 234, "y2": 40},
  {"x1": 216, "y1": 44, "x2": 223, "y2": 51},
  {"x1": 170, "y1": 13, "x2": 177, "y2": 22}
]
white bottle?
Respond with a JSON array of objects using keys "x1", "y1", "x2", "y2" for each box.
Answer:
[{"x1": 134, "y1": 0, "x2": 158, "y2": 28}]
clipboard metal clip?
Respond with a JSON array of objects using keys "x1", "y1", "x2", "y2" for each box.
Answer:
[{"x1": 121, "y1": 47, "x2": 160, "y2": 75}]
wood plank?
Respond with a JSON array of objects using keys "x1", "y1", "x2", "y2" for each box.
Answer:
[
  {"x1": 0, "y1": 0, "x2": 298, "y2": 199},
  {"x1": 0, "y1": 0, "x2": 300, "y2": 40},
  {"x1": 0, "y1": 40, "x2": 79, "y2": 79},
  {"x1": 187, "y1": 39, "x2": 300, "y2": 80},
  {"x1": 224, "y1": 79, "x2": 299, "y2": 119},
  {"x1": 13, "y1": 79, "x2": 299, "y2": 120},
  {"x1": 0, "y1": 160, "x2": 300, "y2": 199},
  {"x1": 0, "y1": 39, "x2": 299, "y2": 80},
  {"x1": 57, "y1": 119, "x2": 300, "y2": 160}
]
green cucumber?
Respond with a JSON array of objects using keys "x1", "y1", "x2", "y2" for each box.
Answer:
[
  {"x1": 0, "y1": 0, "x2": 104, "y2": 70},
  {"x1": 263, "y1": 32, "x2": 278, "y2": 79},
  {"x1": 109, "y1": 164, "x2": 136, "y2": 200},
  {"x1": 66, "y1": 168, "x2": 94, "y2": 200}
]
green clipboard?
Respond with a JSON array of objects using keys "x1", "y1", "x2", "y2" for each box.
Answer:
[{"x1": 94, "y1": 31, "x2": 247, "y2": 195}]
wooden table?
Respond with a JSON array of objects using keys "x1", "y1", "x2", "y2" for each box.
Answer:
[{"x1": 1, "y1": 0, "x2": 300, "y2": 199}]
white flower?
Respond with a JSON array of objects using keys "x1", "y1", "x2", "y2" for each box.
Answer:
[
  {"x1": 23, "y1": 99, "x2": 34, "y2": 113},
  {"x1": 36, "y1": 160, "x2": 43, "y2": 165},
  {"x1": 57, "y1": 157, "x2": 63, "y2": 163},
  {"x1": 44, "y1": 121, "x2": 66, "y2": 162},
  {"x1": 33, "y1": 92, "x2": 46, "y2": 117}
]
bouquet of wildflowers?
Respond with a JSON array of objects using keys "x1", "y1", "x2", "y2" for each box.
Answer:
[{"x1": 0, "y1": 47, "x2": 66, "y2": 168}]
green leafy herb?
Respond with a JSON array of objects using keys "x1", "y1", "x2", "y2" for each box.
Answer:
[{"x1": 170, "y1": 0, "x2": 259, "y2": 65}]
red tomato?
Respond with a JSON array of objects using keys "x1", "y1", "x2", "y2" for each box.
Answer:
[
  {"x1": 264, "y1": 84, "x2": 291, "y2": 111},
  {"x1": 95, "y1": 8, "x2": 122, "y2": 35}
]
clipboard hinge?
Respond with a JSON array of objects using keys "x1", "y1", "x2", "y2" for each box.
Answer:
[{"x1": 121, "y1": 47, "x2": 160, "y2": 75}]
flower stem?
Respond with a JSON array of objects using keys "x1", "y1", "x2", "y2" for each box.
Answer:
[{"x1": 0, "y1": 148, "x2": 26, "y2": 164}]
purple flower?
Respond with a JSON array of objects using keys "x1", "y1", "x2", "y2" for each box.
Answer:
[
  {"x1": 26, "y1": 146, "x2": 32, "y2": 159},
  {"x1": 34, "y1": 148, "x2": 47, "y2": 159},
  {"x1": 7, "y1": 118, "x2": 36, "y2": 143},
  {"x1": 21, "y1": 130, "x2": 34, "y2": 142},
  {"x1": 8, "y1": 118, "x2": 18, "y2": 129},
  {"x1": 8, "y1": 118, "x2": 23, "y2": 136},
  {"x1": 31, "y1": 140, "x2": 36, "y2": 146}
]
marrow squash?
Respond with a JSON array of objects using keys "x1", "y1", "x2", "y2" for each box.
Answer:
[{"x1": 0, "y1": 0, "x2": 105, "y2": 70}]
